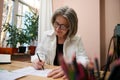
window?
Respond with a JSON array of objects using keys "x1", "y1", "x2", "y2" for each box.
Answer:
[{"x1": 1, "y1": 0, "x2": 40, "y2": 47}]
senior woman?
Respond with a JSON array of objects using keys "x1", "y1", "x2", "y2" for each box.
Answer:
[{"x1": 31, "y1": 6, "x2": 89, "y2": 79}]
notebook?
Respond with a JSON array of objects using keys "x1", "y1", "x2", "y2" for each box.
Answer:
[{"x1": 0, "y1": 54, "x2": 11, "y2": 63}]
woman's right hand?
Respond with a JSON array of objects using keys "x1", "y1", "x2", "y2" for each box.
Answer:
[{"x1": 32, "y1": 59, "x2": 44, "y2": 70}]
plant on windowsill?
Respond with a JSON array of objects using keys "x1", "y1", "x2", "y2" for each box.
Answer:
[
  {"x1": 3, "y1": 23, "x2": 19, "y2": 54},
  {"x1": 24, "y1": 12, "x2": 38, "y2": 45},
  {"x1": 3, "y1": 23, "x2": 29, "y2": 53},
  {"x1": 17, "y1": 28, "x2": 28, "y2": 53},
  {"x1": 24, "y1": 12, "x2": 39, "y2": 55}
]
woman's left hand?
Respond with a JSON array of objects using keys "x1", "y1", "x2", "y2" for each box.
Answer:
[{"x1": 47, "y1": 66, "x2": 68, "y2": 79}]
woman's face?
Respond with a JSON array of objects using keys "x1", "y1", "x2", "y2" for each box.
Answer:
[{"x1": 53, "y1": 15, "x2": 69, "y2": 38}]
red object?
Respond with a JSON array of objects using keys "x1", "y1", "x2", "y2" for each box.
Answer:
[
  {"x1": 28, "y1": 46, "x2": 36, "y2": 55},
  {"x1": 0, "y1": 47, "x2": 18, "y2": 54}
]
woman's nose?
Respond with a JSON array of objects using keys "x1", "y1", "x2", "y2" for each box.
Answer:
[{"x1": 56, "y1": 26, "x2": 61, "y2": 30}]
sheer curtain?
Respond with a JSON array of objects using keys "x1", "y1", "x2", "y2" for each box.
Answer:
[{"x1": 38, "y1": 0, "x2": 53, "y2": 43}]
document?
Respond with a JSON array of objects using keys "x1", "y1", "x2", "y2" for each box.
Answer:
[
  {"x1": 12, "y1": 66, "x2": 52, "y2": 77},
  {"x1": 0, "y1": 69, "x2": 26, "y2": 80},
  {"x1": 0, "y1": 66, "x2": 52, "y2": 80}
]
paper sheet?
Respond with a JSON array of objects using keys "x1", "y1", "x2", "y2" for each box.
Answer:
[
  {"x1": 12, "y1": 66, "x2": 52, "y2": 77},
  {"x1": 0, "y1": 69, "x2": 26, "y2": 80},
  {"x1": 0, "y1": 66, "x2": 52, "y2": 80}
]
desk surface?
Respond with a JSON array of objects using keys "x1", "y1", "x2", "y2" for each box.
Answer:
[
  {"x1": 0, "y1": 61, "x2": 62, "y2": 80},
  {"x1": 0, "y1": 60, "x2": 110, "y2": 80}
]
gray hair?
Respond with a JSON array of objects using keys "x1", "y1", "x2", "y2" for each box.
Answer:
[{"x1": 51, "y1": 6, "x2": 78, "y2": 38}]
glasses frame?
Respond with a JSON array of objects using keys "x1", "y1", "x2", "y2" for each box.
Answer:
[{"x1": 54, "y1": 21, "x2": 69, "y2": 30}]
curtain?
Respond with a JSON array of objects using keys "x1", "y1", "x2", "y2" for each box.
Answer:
[
  {"x1": 38, "y1": 0, "x2": 53, "y2": 43},
  {"x1": 0, "y1": 0, "x2": 13, "y2": 47}
]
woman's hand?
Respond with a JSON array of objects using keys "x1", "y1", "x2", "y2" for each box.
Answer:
[
  {"x1": 32, "y1": 59, "x2": 44, "y2": 70},
  {"x1": 47, "y1": 66, "x2": 68, "y2": 80}
]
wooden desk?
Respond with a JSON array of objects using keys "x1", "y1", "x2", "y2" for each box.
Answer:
[
  {"x1": 0, "y1": 60, "x2": 110, "y2": 80},
  {"x1": 0, "y1": 61, "x2": 62, "y2": 80}
]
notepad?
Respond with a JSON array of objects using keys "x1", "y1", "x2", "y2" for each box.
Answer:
[{"x1": 0, "y1": 54, "x2": 11, "y2": 63}]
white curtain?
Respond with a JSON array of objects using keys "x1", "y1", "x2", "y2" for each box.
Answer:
[{"x1": 38, "y1": 0, "x2": 53, "y2": 43}]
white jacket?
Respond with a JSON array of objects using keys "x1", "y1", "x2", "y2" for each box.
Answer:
[{"x1": 31, "y1": 30, "x2": 89, "y2": 66}]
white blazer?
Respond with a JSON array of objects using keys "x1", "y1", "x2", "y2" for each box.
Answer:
[{"x1": 31, "y1": 30, "x2": 89, "y2": 67}]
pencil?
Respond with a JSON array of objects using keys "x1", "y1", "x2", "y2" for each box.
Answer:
[{"x1": 37, "y1": 53, "x2": 44, "y2": 70}]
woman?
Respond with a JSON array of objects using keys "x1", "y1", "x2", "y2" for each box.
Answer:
[{"x1": 31, "y1": 6, "x2": 89, "y2": 79}]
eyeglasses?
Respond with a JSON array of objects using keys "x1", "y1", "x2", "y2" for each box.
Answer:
[{"x1": 54, "y1": 21, "x2": 69, "y2": 30}]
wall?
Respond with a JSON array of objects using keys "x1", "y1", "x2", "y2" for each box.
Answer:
[
  {"x1": 105, "y1": 0, "x2": 120, "y2": 55},
  {"x1": 53, "y1": 0, "x2": 100, "y2": 63},
  {"x1": 100, "y1": 0, "x2": 120, "y2": 67}
]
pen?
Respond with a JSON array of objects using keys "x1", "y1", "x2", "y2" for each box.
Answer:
[{"x1": 37, "y1": 53, "x2": 44, "y2": 70}]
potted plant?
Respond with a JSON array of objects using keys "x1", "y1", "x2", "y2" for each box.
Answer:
[
  {"x1": 2, "y1": 23, "x2": 19, "y2": 54},
  {"x1": 24, "y1": 12, "x2": 38, "y2": 44},
  {"x1": 17, "y1": 28, "x2": 28, "y2": 53},
  {"x1": 24, "y1": 12, "x2": 38, "y2": 55},
  {"x1": 3, "y1": 23, "x2": 29, "y2": 53}
]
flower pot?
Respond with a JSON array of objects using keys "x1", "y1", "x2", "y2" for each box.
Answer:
[
  {"x1": 28, "y1": 46, "x2": 36, "y2": 55},
  {"x1": 18, "y1": 46, "x2": 26, "y2": 53},
  {"x1": 12, "y1": 48, "x2": 18, "y2": 54},
  {"x1": 0, "y1": 47, "x2": 18, "y2": 54}
]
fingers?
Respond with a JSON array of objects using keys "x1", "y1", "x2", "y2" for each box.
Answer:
[
  {"x1": 47, "y1": 67, "x2": 60, "y2": 77},
  {"x1": 32, "y1": 59, "x2": 44, "y2": 70},
  {"x1": 47, "y1": 67, "x2": 65, "y2": 79},
  {"x1": 62, "y1": 75, "x2": 68, "y2": 80},
  {"x1": 53, "y1": 71, "x2": 64, "y2": 79}
]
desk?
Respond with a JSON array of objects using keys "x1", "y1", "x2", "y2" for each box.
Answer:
[
  {"x1": 0, "y1": 61, "x2": 110, "y2": 80},
  {"x1": 0, "y1": 61, "x2": 62, "y2": 80}
]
